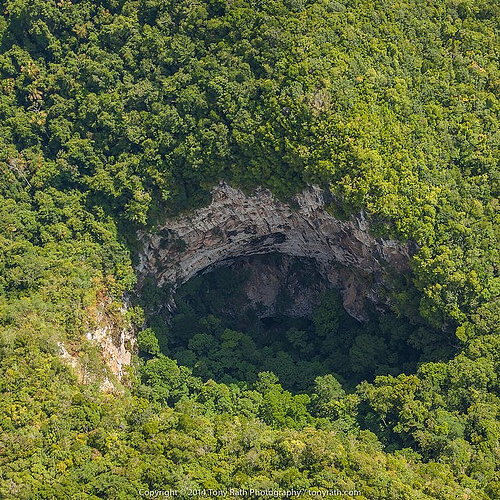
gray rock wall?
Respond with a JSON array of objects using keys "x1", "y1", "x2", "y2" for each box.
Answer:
[{"x1": 136, "y1": 183, "x2": 411, "y2": 321}]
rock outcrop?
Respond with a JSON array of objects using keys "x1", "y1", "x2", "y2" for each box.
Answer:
[
  {"x1": 136, "y1": 183, "x2": 412, "y2": 321},
  {"x1": 60, "y1": 298, "x2": 135, "y2": 386}
]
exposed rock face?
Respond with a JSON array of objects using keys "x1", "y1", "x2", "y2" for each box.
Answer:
[
  {"x1": 70, "y1": 299, "x2": 134, "y2": 386},
  {"x1": 137, "y1": 183, "x2": 412, "y2": 321},
  {"x1": 85, "y1": 317, "x2": 133, "y2": 383},
  {"x1": 205, "y1": 253, "x2": 331, "y2": 320}
]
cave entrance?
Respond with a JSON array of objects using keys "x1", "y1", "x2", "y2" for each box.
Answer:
[
  {"x1": 136, "y1": 183, "x2": 415, "y2": 324},
  {"x1": 143, "y1": 253, "x2": 450, "y2": 392}
]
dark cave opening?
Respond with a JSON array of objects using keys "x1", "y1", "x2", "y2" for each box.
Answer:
[{"x1": 142, "y1": 253, "x2": 455, "y2": 392}]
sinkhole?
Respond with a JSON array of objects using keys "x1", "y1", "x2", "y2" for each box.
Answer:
[{"x1": 135, "y1": 184, "x2": 455, "y2": 391}]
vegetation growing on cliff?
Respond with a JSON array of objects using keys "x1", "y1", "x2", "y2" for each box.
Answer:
[{"x1": 1, "y1": 0, "x2": 500, "y2": 497}]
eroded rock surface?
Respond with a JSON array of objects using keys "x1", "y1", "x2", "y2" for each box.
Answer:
[
  {"x1": 137, "y1": 183, "x2": 412, "y2": 321},
  {"x1": 60, "y1": 299, "x2": 135, "y2": 386}
]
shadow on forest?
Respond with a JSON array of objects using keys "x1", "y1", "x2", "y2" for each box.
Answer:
[{"x1": 140, "y1": 254, "x2": 455, "y2": 392}]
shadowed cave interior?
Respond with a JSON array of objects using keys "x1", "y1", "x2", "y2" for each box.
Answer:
[{"x1": 141, "y1": 253, "x2": 455, "y2": 392}]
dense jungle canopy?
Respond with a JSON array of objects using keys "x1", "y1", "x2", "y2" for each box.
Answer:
[{"x1": 0, "y1": 0, "x2": 500, "y2": 498}]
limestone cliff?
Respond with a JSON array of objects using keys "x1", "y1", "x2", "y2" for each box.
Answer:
[
  {"x1": 136, "y1": 183, "x2": 412, "y2": 321},
  {"x1": 60, "y1": 297, "x2": 135, "y2": 387}
]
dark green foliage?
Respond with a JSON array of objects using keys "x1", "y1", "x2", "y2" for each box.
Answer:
[{"x1": 161, "y1": 267, "x2": 452, "y2": 391}]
